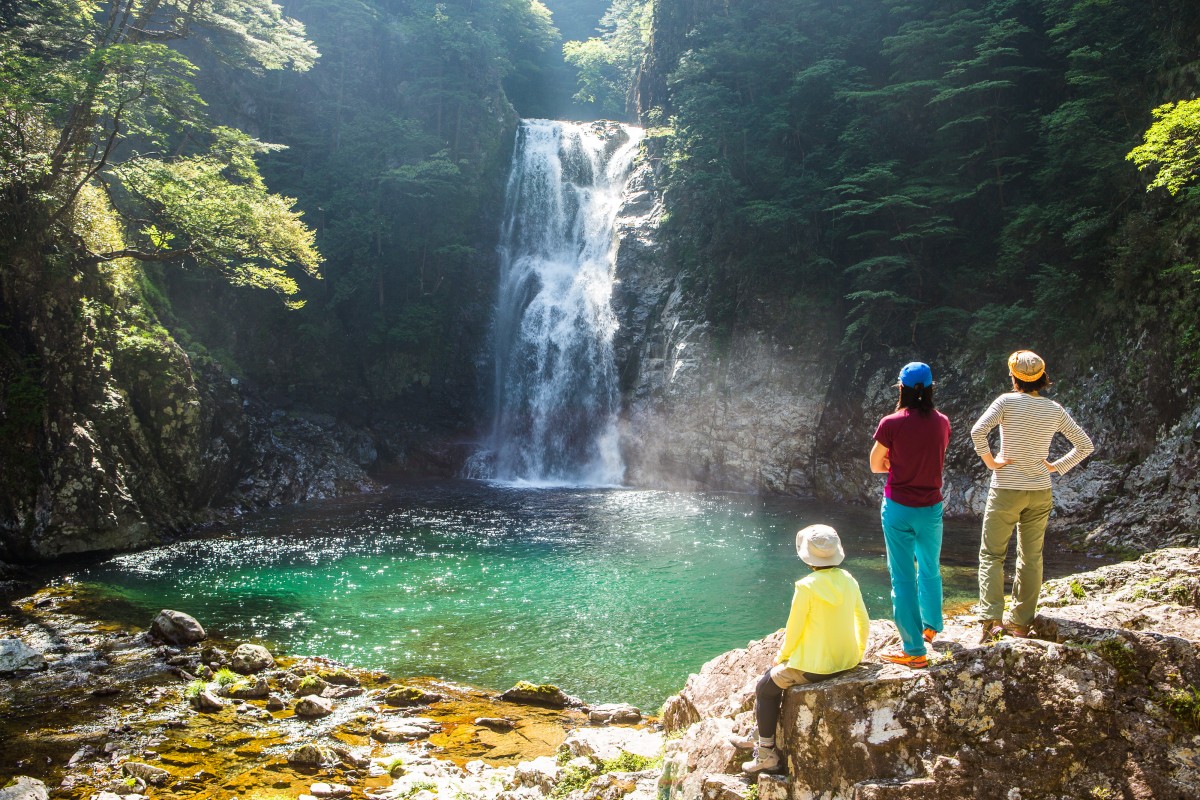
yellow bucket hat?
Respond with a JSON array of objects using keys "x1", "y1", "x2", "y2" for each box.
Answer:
[{"x1": 1008, "y1": 350, "x2": 1045, "y2": 382}]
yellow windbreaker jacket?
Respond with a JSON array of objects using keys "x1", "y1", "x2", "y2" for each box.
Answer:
[{"x1": 777, "y1": 567, "x2": 870, "y2": 675}]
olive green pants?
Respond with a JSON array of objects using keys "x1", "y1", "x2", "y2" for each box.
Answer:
[{"x1": 978, "y1": 487, "x2": 1054, "y2": 626}]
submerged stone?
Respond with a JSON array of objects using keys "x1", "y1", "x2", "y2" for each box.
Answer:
[
  {"x1": 474, "y1": 717, "x2": 515, "y2": 730},
  {"x1": 370, "y1": 717, "x2": 440, "y2": 742},
  {"x1": 121, "y1": 762, "x2": 170, "y2": 786},
  {"x1": 149, "y1": 610, "x2": 206, "y2": 645}
]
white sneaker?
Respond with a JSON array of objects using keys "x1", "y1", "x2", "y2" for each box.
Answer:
[{"x1": 741, "y1": 746, "x2": 780, "y2": 775}]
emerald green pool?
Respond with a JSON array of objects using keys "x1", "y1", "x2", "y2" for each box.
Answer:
[{"x1": 67, "y1": 480, "x2": 1103, "y2": 709}]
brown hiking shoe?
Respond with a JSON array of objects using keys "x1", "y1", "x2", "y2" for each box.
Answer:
[
  {"x1": 979, "y1": 619, "x2": 1004, "y2": 643},
  {"x1": 1003, "y1": 622, "x2": 1031, "y2": 638}
]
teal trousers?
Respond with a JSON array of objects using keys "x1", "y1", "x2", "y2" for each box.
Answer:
[{"x1": 881, "y1": 498, "x2": 944, "y2": 657}]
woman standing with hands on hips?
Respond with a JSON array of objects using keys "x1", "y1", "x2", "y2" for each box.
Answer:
[
  {"x1": 869, "y1": 362, "x2": 951, "y2": 669},
  {"x1": 971, "y1": 350, "x2": 1094, "y2": 642}
]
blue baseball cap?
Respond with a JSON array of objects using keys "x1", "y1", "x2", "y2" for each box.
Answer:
[{"x1": 898, "y1": 362, "x2": 933, "y2": 388}]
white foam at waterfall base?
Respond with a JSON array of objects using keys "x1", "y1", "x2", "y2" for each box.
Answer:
[{"x1": 478, "y1": 119, "x2": 643, "y2": 486}]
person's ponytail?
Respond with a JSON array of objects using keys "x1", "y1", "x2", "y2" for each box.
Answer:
[{"x1": 896, "y1": 383, "x2": 936, "y2": 415}]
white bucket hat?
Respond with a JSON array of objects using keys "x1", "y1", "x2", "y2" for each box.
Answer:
[{"x1": 796, "y1": 524, "x2": 845, "y2": 567}]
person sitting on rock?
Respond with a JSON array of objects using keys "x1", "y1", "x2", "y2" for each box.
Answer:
[{"x1": 739, "y1": 524, "x2": 871, "y2": 775}]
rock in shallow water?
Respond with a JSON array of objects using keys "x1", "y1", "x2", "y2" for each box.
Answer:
[
  {"x1": 288, "y1": 744, "x2": 338, "y2": 767},
  {"x1": 149, "y1": 610, "x2": 206, "y2": 645},
  {"x1": 0, "y1": 639, "x2": 47, "y2": 673},
  {"x1": 230, "y1": 643, "x2": 274, "y2": 674},
  {"x1": 191, "y1": 690, "x2": 226, "y2": 712},
  {"x1": 382, "y1": 684, "x2": 441, "y2": 706},
  {"x1": 474, "y1": 717, "x2": 515, "y2": 730},
  {"x1": 121, "y1": 762, "x2": 170, "y2": 786},
  {"x1": 295, "y1": 695, "x2": 335, "y2": 717},
  {"x1": 227, "y1": 677, "x2": 270, "y2": 699},
  {"x1": 497, "y1": 681, "x2": 580, "y2": 708}
]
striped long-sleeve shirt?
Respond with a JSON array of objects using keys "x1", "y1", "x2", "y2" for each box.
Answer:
[{"x1": 970, "y1": 392, "x2": 1094, "y2": 491}]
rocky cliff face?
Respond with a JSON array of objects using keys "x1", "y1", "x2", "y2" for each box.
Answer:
[
  {"x1": 611, "y1": 152, "x2": 837, "y2": 495},
  {"x1": 0, "y1": 233, "x2": 378, "y2": 561},
  {"x1": 659, "y1": 548, "x2": 1200, "y2": 800}
]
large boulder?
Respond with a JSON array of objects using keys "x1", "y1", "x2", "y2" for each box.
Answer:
[
  {"x1": 149, "y1": 610, "x2": 206, "y2": 645},
  {"x1": 0, "y1": 639, "x2": 46, "y2": 673},
  {"x1": 663, "y1": 550, "x2": 1200, "y2": 800},
  {"x1": 230, "y1": 643, "x2": 274, "y2": 674},
  {"x1": 661, "y1": 632, "x2": 782, "y2": 732}
]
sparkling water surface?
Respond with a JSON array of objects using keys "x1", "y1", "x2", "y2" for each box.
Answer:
[{"x1": 69, "y1": 479, "x2": 1103, "y2": 710}]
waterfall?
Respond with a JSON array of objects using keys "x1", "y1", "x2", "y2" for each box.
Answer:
[{"x1": 473, "y1": 119, "x2": 643, "y2": 485}]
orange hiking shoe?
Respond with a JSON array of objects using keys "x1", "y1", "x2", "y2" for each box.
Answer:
[
  {"x1": 880, "y1": 651, "x2": 928, "y2": 669},
  {"x1": 923, "y1": 628, "x2": 937, "y2": 644}
]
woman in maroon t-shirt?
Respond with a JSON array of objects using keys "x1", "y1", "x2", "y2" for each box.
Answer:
[{"x1": 868, "y1": 362, "x2": 951, "y2": 668}]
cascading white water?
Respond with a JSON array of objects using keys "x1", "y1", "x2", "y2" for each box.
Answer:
[{"x1": 474, "y1": 119, "x2": 643, "y2": 485}]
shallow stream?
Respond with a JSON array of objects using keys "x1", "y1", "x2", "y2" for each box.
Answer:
[{"x1": 65, "y1": 479, "x2": 1109, "y2": 710}]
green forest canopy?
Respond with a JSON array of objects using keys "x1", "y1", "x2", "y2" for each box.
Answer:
[
  {"x1": 648, "y1": 0, "x2": 1200, "y2": 389},
  {"x1": 5, "y1": 0, "x2": 1200, "y2": 423}
]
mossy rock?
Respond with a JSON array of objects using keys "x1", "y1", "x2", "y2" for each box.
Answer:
[
  {"x1": 295, "y1": 674, "x2": 330, "y2": 697},
  {"x1": 227, "y1": 678, "x2": 269, "y2": 699},
  {"x1": 318, "y1": 668, "x2": 361, "y2": 687},
  {"x1": 383, "y1": 684, "x2": 442, "y2": 707},
  {"x1": 498, "y1": 681, "x2": 580, "y2": 708}
]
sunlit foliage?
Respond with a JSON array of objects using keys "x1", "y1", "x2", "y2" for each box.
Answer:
[{"x1": 0, "y1": 0, "x2": 320, "y2": 301}]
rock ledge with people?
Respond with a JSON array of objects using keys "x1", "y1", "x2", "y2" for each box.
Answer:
[{"x1": 664, "y1": 547, "x2": 1200, "y2": 800}]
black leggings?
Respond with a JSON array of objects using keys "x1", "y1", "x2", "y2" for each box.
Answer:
[
  {"x1": 755, "y1": 667, "x2": 786, "y2": 739},
  {"x1": 755, "y1": 666, "x2": 839, "y2": 739}
]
